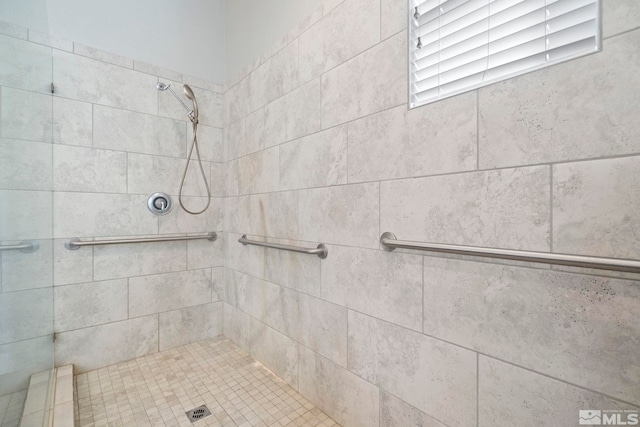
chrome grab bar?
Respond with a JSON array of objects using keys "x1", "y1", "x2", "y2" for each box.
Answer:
[
  {"x1": 380, "y1": 232, "x2": 640, "y2": 274},
  {"x1": 65, "y1": 232, "x2": 217, "y2": 250},
  {"x1": 0, "y1": 240, "x2": 39, "y2": 253},
  {"x1": 238, "y1": 235, "x2": 328, "y2": 259}
]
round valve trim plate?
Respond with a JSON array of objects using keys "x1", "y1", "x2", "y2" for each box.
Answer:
[{"x1": 147, "y1": 192, "x2": 173, "y2": 216}]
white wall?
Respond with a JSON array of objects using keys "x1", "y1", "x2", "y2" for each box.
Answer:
[
  {"x1": 225, "y1": 0, "x2": 327, "y2": 80},
  {"x1": 0, "y1": 0, "x2": 225, "y2": 83}
]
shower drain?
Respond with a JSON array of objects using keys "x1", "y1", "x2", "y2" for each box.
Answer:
[{"x1": 185, "y1": 405, "x2": 212, "y2": 423}]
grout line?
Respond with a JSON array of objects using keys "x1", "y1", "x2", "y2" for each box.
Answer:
[
  {"x1": 379, "y1": 0, "x2": 383, "y2": 42},
  {"x1": 346, "y1": 122, "x2": 350, "y2": 184},
  {"x1": 549, "y1": 165, "x2": 554, "y2": 253},
  {"x1": 476, "y1": 353, "x2": 480, "y2": 427},
  {"x1": 224, "y1": 151, "x2": 640, "y2": 197},
  {"x1": 90, "y1": 246, "x2": 95, "y2": 282},
  {"x1": 126, "y1": 278, "x2": 130, "y2": 319},
  {"x1": 91, "y1": 103, "x2": 94, "y2": 148},
  {"x1": 476, "y1": 90, "x2": 480, "y2": 170},
  {"x1": 421, "y1": 256, "x2": 425, "y2": 334},
  {"x1": 602, "y1": 26, "x2": 640, "y2": 41}
]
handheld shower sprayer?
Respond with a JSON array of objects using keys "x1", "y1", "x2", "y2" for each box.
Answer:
[
  {"x1": 156, "y1": 82, "x2": 198, "y2": 124},
  {"x1": 182, "y1": 84, "x2": 199, "y2": 124},
  {"x1": 155, "y1": 81, "x2": 210, "y2": 214}
]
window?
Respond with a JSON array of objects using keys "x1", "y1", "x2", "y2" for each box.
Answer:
[{"x1": 409, "y1": 0, "x2": 601, "y2": 108}]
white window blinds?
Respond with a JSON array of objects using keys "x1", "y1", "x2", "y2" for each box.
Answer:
[{"x1": 409, "y1": 0, "x2": 601, "y2": 108}]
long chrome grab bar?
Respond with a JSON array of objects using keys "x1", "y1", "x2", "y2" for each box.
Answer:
[
  {"x1": 238, "y1": 235, "x2": 328, "y2": 259},
  {"x1": 65, "y1": 232, "x2": 217, "y2": 250},
  {"x1": 380, "y1": 232, "x2": 640, "y2": 274},
  {"x1": 0, "y1": 241, "x2": 39, "y2": 253}
]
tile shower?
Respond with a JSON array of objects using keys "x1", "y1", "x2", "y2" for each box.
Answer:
[{"x1": 1, "y1": 1, "x2": 639, "y2": 427}]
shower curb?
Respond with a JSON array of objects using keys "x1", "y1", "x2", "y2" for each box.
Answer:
[{"x1": 20, "y1": 365, "x2": 74, "y2": 427}]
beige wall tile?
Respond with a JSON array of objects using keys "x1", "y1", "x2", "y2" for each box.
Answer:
[
  {"x1": 0, "y1": 34, "x2": 50, "y2": 92},
  {"x1": 54, "y1": 315, "x2": 158, "y2": 373},
  {"x1": 250, "y1": 40, "x2": 298, "y2": 111},
  {"x1": 603, "y1": 0, "x2": 640, "y2": 38},
  {"x1": 127, "y1": 153, "x2": 211, "y2": 197},
  {"x1": 250, "y1": 319, "x2": 299, "y2": 388},
  {"x1": 53, "y1": 50, "x2": 156, "y2": 114},
  {"x1": 299, "y1": 0, "x2": 380, "y2": 83},
  {"x1": 188, "y1": 124, "x2": 224, "y2": 162},
  {"x1": 423, "y1": 256, "x2": 640, "y2": 405},
  {"x1": 238, "y1": 147, "x2": 279, "y2": 195},
  {"x1": 0, "y1": 190, "x2": 52, "y2": 240},
  {"x1": 53, "y1": 237, "x2": 93, "y2": 286},
  {"x1": 223, "y1": 302, "x2": 250, "y2": 352},
  {"x1": 53, "y1": 192, "x2": 157, "y2": 238},
  {"x1": 72, "y1": 43, "x2": 133, "y2": 68},
  {"x1": 54, "y1": 279, "x2": 128, "y2": 332},
  {"x1": 54, "y1": 145, "x2": 127, "y2": 193},
  {"x1": 479, "y1": 31, "x2": 640, "y2": 168},
  {"x1": 226, "y1": 233, "x2": 265, "y2": 277},
  {"x1": 298, "y1": 182, "x2": 380, "y2": 249},
  {"x1": 249, "y1": 192, "x2": 298, "y2": 239},
  {"x1": 94, "y1": 105, "x2": 186, "y2": 158},
  {"x1": 224, "y1": 76, "x2": 251, "y2": 125},
  {"x1": 322, "y1": 245, "x2": 423, "y2": 331},
  {"x1": 381, "y1": 166, "x2": 551, "y2": 251},
  {"x1": 0, "y1": 288, "x2": 52, "y2": 344},
  {"x1": 479, "y1": 357, "x2": 637, "y2": 427},
  {"x1": 381, "y1": 0, "x2": 407, "y2": 40},
  {"x1": 321, "y1": 32, "x2": 406, "y2": 128},
  {"x1": 348, "y1": 94, "x2": 477, "y2": 183},
  {"x1": 348, "y1": 311, "x2": 477, "y2": 427},
  {"x1": 280, "y1": 125, "x2": 348, "y2": 191},
  {"x1": 187, "y1": 233, "x2": 225, "y2": 270},
  {"x1": 28, "y1": 30, "x2": 72, "y2": 51},
  {"x1": 299, "y1": 345, "x2": 380, "y2": 427},
  {"x1": 1, "y1": 87, "x2": 52, "y2": 142},
  {"x1": 2, "y1": 239, "x2": 53, "y2": 292},
  {"x1": 554, "y1": 156, "x2": 640, "y2": 259},
  {"x1": 380, "y1": 391, "x2": 447, "y2": 427},
  {"x1": 93, "y1": 240, "x2": 187, "y2": 281},
  {"x1": 0, "y1": 139, "x2": 52, "y2": 191},
  {"x1": 264, "y1": 78, "x2": 322, "y2": 144},
  {"x1": 52, "y1": 97, "x2": 92, "y2": 147},
  {"x1": 159, "y1": 302, "x2": 223, "y2": 351},
  {"x1": 295, "y1": 293, "x2": 347, "y2": 366},
  {"x1": 129, "y1": 269, "x2": 212, "y2": 317},
  {"x1": 264, "y1": 242, "x2": 321, "y2": 297},
  {"x1": 158, "y1": 196, "x2": 223, "y2": 234}
]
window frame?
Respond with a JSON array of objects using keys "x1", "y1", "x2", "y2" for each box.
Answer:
[{"x1": 407, "y1": 0, "x2": 603, "y2": 109}]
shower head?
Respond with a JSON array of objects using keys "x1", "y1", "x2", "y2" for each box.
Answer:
[
  {"x1": 156, "y1": 81, "x2": 198, "y2": 124},
  {"x1": 183, "y1": 84, "x2": 195, "y2": 100},
  {"x1": 182, "y1": 84, "x2": 199, "y2": 123}
]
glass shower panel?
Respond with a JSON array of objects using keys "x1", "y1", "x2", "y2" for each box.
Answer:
[{"x1": 0, "y1": 26, "x2": 54, "y2": 427}]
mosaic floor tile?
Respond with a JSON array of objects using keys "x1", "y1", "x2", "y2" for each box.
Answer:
[{"x1": 74, "y1": 337, "x2": 340, "y2": 427}]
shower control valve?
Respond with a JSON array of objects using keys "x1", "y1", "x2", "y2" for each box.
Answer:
[{"x1": 147, "y1": 192, "x2": 173, "y2": 215}]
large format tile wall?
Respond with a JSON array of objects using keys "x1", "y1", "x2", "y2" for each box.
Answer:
[
  {"x1": 0, "y1": 20, "x2": 226, "y2": 379},
  {"x1": 0, "y1": 22, "x2": 55, "y2": 397},
  {"x1": 222, "y1": 1, "x2": 640, "y2": 426}
]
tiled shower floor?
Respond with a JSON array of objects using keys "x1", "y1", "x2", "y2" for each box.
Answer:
[{"x1": 74, "y1": 337, "x2": 339, "y2": 427}]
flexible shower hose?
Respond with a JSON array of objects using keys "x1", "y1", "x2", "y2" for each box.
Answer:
[{"x1": 178, "y1": 119, "x2": 211, "y2": 215}]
